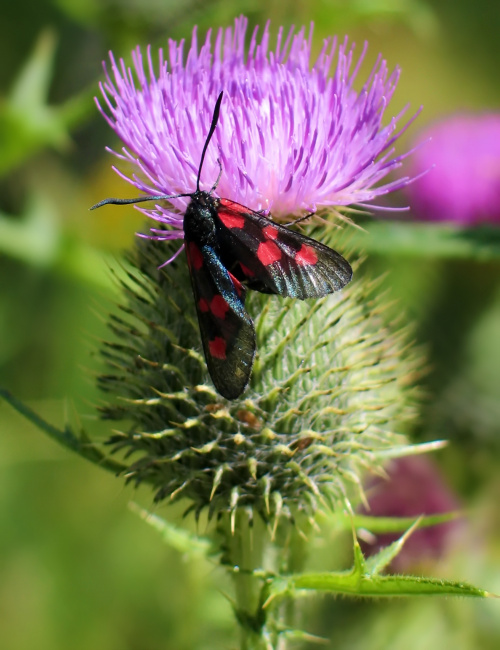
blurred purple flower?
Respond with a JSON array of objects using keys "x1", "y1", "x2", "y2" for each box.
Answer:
[
  {"x1": 96, "y1": 16, "x2": 418, "y2": 243},
  {"x1": 407, "y1": 114, "x2": 500, "y2": 225},
  {"x1": 360, "y1": 456, "x2": 463, "y2": 573}
]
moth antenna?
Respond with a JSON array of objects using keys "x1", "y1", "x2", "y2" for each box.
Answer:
[
  {"x1": 90, "y1": 192, "x2": 192, "y2": 211},
  {"x1": 91, "y1": 92, "x2": 223, "y2": 210},
  {"x1": 196, "y1": 91, "x2": 224, "y2": 192}
]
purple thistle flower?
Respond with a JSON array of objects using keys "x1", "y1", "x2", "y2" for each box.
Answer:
[
  {"x1": 97, "y1": 16, "x2": 418, "y2": 244},
  {"x1": 407, "y1": 113, "x2": 500, "y2": 225}
]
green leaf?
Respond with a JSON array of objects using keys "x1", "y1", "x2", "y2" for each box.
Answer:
[
  {"x1": 9, "y1": 29, "x2": 57, "y2": 109},
  {"x1": 267, "y1": 569, "x2": 490, "y2": 602},
  {"x1": 331, "y1": 511, "x2": 461, "y2": 534},
  {"x1": 0, "y1": 29, "x2": 94, "y2": 176},
  {"x1": 128, "y1": 503, "x2": 213, "y2": 558},
  {"x1": 291, "y1": 572, "x2": 490, "y2": 597},
  {"x1": 342, "y1": 221, "x2": 500, "y2": 261},
  {"x1": 0, "y1": 30, "x2": 71, "y2": 175},
  {"x1": 265, "y1": 527, "x2": 491, "y2": 603},
  {"x1": 364, "y1": 519, "x2": 420, "y2": 575},
  {"x1": 0, "y1": 195, "x2": 59, "y2": 266},
  {"x1": 0, "y1": 192, "x2": 120, "y2": 291}
]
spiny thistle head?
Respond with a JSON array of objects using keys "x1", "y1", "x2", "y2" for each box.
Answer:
[{"x1": 98, "y1": 232, "x2": 421, "y2": 522}]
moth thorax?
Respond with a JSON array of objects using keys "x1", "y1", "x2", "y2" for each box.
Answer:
[{"x1": 184, "y1": 192, "x2": 219, "y2": 244}]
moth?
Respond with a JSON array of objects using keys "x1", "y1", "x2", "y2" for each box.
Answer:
[{"x1": 92, "y1": 92, "x2": 352, "y2": 399}]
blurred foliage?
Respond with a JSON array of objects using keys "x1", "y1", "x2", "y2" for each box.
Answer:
[{"x1": 0, "y1": 1, "x2": 499, "y2": 649}]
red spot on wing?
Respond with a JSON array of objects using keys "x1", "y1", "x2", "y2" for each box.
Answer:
[
  {"x1": 188, "y1": 242, "x2": 203, "y2": 270},
  {"x1": 295, "y1": 244, "x2": 318, "y2": 266},
  {"x1": 209, "y1": 337, "x2": 227, "y2": 359},
  {"x1": 219, "y1": 212, "x2": 245, "y2": 229},
  {"x1": 228, "y1": 271, "x2": 244, "y2": 297},
  {"x1": 262, "y1": 225, "x2": 278, "y2": 240},
  {"x1": 257, "y1": 240, "x2": 281, "y2": 266},
  {"x1": 199, "y1": 298, "x2": 210, "y2": 312},
  {"x1": 210, "y1": 295, "x2": 229, "y2": 319},
  {"x1": 240, "y1": 263, "x2": 255, "y2": 278}
]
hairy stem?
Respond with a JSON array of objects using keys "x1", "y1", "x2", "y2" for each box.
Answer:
[{"x1": 219, "y1": 512, "x2": 276, "y2": 649}]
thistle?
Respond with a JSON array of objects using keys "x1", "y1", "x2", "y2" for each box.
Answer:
[
  {"x1": 1, "y1": 16, "x2": 490, "y2": 650},
  {"x1": 406, "y1": 113, "x2": 500, "y2": 224},
  {"x1": 95, "y1": 16, "x2": 421, "y2": 523}
]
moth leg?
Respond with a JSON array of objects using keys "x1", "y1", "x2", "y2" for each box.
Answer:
[
  {"x1": 210, "y1": 157, "x2": 223, "y2": 193},
  {"x1": 288, "y1": 211, "x2": 316, "y2": 226}
]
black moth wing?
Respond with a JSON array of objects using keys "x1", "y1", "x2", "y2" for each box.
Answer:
[
  {"x1": 185, "y1": 240, "x2": 256, "y2": 400},
  {"x1": 214, "y1": 199, "x2": 353, "y2": 299}
]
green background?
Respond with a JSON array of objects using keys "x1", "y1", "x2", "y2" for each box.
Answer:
[{"x1": 0, "y1": 1, "x2": 499, "y2": 648}]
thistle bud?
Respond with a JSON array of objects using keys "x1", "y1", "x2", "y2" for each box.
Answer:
[{"x1": 99, "y1": 232, "x2": 421, "y2": 524}]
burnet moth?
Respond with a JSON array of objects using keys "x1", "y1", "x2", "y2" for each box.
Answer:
[{"x1": 91, "y1": 92, "x2": 352, "y2": 400}]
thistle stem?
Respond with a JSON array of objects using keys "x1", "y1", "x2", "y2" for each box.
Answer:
[
  {"x1": 219, "y1": 512, "x2": 274, "y2": 650},
  {"x1": 0, "y1": 388, "x2": 125, "y2": 473}
]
